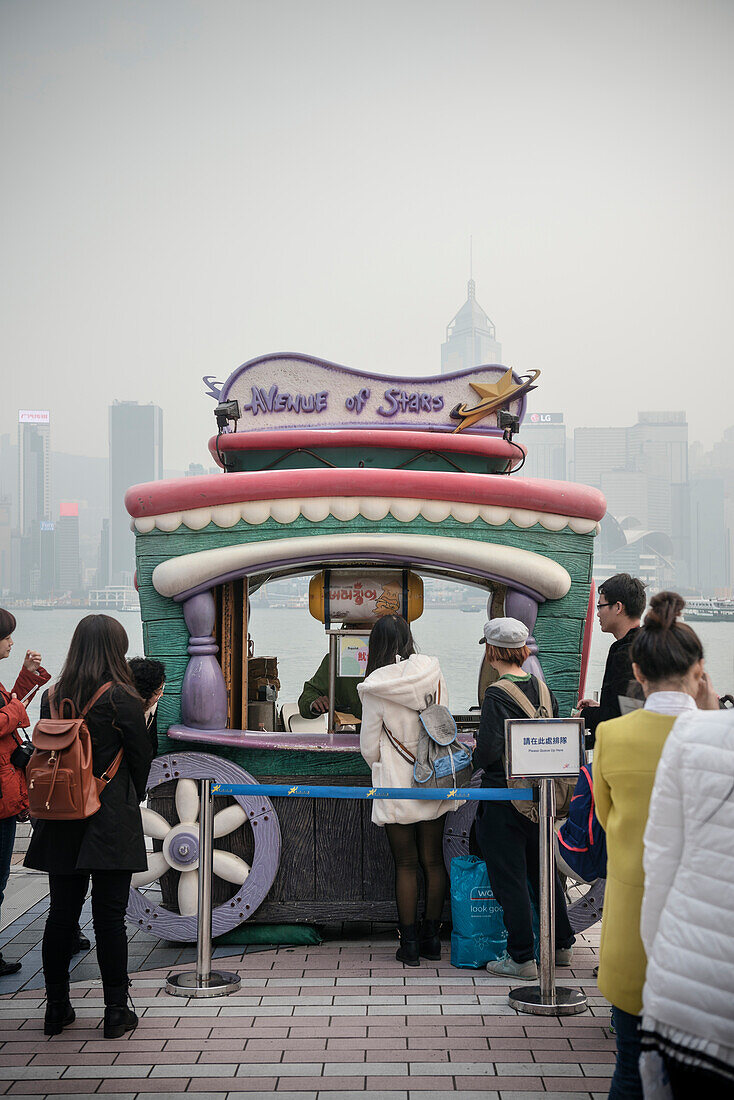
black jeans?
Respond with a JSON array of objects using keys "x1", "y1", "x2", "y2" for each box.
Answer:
[
  {"x1": 0, "y1": 816, "x2": 16, "y2": 911},
  {"x1": 476, "y1": 799, "x2": 574, "y2": 963},
  {"x1": 43, "y1": 871, "x2": 132, "y2": 995}
]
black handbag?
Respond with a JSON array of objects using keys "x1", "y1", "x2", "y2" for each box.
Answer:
[{"x1": 10, "y1": 733, "x2": 34, "y2": 771}]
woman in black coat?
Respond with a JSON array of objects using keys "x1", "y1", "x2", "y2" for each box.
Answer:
[{"x1": 25, "y1": 615, "x2": 153, "y2": 1038}]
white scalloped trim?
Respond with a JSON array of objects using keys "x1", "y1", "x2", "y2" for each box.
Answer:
[
  {"x1": 132, "y1": 496, "x2": 600, "y2": 536},
  {"x1": 152, "y1": 533, "x2": 573, "y2": 601}
]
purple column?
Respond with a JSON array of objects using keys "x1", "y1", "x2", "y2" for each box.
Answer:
[
  {"x1": 181, "y1": 591, "x2": 228, "y2": 729},
  {"x1": 505, "y1": 589, "x2": 545, "y2": 682}
]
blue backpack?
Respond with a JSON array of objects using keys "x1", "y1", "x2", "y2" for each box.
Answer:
[{"x1": 556, "y1": 764, "x2": 607, "y2": 882}]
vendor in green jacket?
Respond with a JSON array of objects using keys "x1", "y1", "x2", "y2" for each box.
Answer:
[{"x1": 297, "y1": 654, "x2": 363, "y2": 721}]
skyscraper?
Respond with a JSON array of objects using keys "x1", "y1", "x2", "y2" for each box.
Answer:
[
  {"x1": 573, "y1": 412, "x2": 688, "y2": 538},
  {"x1": 17, "y1": 410, "x2": 51, "y2": 594},
  {"x1": 109, "y1": 401, "x2": 163, "y2": 584},
  {"x1": 56, "y1": 502, "x2": 81, "y2": 593},
  {"x1": 0, "y1": 499, "x2": 11, "y2": 592},
  {"x1": 573, "y1": 426, "x2": 628, "y2": 488},
  {"x1": 441, "y1": 279, "x2": 502, "y2": 374},
  {"x1": 520, "y1": 414, "x2": 567, "y2": 480},
  {"x1": 18, "y1": 410, "x2": 50, "y2": 536}
]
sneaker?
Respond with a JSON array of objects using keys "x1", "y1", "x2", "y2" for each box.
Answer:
[
  {"x1": 0, "y1": 958, "x2": 21, "y2": 977},
  {"x1": 485, "y1": 953, "x2": 537, "y2": 981},
  {"x1": 555, "y1": 947, "x2": 573, "y2": 966}
]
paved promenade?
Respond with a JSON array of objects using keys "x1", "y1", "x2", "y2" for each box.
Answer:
[{"x1": 0, "y1": 833, "x2": 614, "y2": 1099}]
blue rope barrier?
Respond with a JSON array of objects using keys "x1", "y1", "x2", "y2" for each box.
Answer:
[{"x1": 211, "y1": 783, "x2": 533, "y2": 801}]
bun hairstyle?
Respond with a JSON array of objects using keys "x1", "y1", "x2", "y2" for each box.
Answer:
[{"x1": 631, "y1": 591, "x2": 703, "y2": 684}]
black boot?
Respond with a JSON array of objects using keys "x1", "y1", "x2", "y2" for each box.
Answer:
[
  {"x1": 395, "y1": 924, "x2": 420, "y2": 967},
  {"x1": 103, "y1": 982, "x2": 138, "y2": 1039},
  {"x1": 44, "y1": 982, "x2": 75, "y2": 1037},
  {"x1": 0, "y1": 955, "x2": 21, "y2": 977},
  {"x1": 71, "y1": 926, "x2": 91, "y2": 954},
  {"x1": 419, "y1": 919, "x2": 442, "y2": 961}
]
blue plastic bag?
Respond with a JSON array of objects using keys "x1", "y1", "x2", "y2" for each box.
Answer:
[{"x1": 450, "y1": 855, "x2": 507, "y2": 968}]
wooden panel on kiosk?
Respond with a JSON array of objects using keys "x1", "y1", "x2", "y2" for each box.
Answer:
[{"x1": 215, "y1": 579, "x2": 247, "y2": 729}]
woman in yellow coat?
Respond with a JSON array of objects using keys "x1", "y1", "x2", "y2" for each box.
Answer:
[{"x1": 593, "y1": 592, "x2": 707, "y2": 1100}]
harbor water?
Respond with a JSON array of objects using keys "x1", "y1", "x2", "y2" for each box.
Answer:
[{"x1": 7, "y1": 606, "x2": 734, "y2": 723}]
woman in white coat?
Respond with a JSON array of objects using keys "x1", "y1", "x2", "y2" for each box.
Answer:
[
  {"x1": 358, "y1": 614, "x2": 458, "y2": 966},
  {"x1": 640, "y1": 707, "x2": 734, "y2": 1098}
]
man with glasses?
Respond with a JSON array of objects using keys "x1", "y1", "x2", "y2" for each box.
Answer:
[{"x1": 578, "y1": 573, "x2": 645, "y2": 746}]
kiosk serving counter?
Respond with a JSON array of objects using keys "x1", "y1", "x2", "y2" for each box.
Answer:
[{"x1": 124, "y1": 353, "x2": 605, "y2": 938}]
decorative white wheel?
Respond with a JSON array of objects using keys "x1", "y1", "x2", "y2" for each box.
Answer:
[{"x1": 127, "y1": 752, "x2": 281, "y2": 942}]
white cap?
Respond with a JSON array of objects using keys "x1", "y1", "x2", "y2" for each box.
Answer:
[{"x1": 478, "y1": 617, "x2": 529, "y2": 648}]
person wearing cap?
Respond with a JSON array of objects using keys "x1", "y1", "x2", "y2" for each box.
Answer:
[{"x1": 474, "y1": 617, "x2": 575, "y2": 981}]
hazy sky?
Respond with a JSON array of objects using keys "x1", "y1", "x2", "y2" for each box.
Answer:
[{"x1": 2, "y1": 0, "x2": 732, "y2": 470}]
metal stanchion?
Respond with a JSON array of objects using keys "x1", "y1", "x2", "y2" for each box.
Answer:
[
  {"x1": 166, "y1": 778, "x2": 241, "y2": 997},
  {"x1": 508, "y1": 778, "x2": 587, "y2": 1016}
]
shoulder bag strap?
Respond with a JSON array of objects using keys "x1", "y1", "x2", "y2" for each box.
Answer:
[
  {"x1": 536, "y1": 677, "x2": 553, "y2": 715},
  {"x1": 80, "y1": 681, "x2": 113, "y2": 717},
  {"x1": 382, "y1": 722, "x2": 416, "y2": 766},
  {"x1": 81, "y1": 681, "x2": 120, "y2": 785},
  {"x1": 47, "y1": 685, "x2": 59, "y2": 719},
  {"x1": 100, "y1": 749, "x2": 124, "y2": 785},
  {"x1": 491, "y1": 678, "x2": 539, "y2": 719}
]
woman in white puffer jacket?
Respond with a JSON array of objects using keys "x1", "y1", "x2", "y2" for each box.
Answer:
[
  {"x1": 640, "y1": 707, "x2": 734, "y2": 1097},
  {"x1": 358, "y1": 614, "x2": 459, "y2": 967}
]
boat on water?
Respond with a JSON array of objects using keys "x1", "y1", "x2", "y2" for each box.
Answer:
[
  {"x1": 682, "y1": 598, "x2": 734, "y2": 622},
  {"x1": 125, "y1": 353, "x2": 605, "y2": 939}
]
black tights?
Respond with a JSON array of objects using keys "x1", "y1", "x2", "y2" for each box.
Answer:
[
  {"x1": 385, "y1": 818, "x2": 446, "y2": 926},
  {"x1": 43, "y1": 871, "x2": 132, "y2": 996}
]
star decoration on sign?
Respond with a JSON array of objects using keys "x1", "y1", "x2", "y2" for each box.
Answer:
[{"x1": 449, "y1": 368, "x2": 540, "y2": 432}]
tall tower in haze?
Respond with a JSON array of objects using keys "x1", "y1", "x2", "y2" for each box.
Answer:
[
  {"x1": 441, "y1": 279, "x2": 502, "y2": 375},
  {"x1": 17, "y1": 410, "x2": 51, "y2": 594},
  {"x1": 109, "y1": 401, "x2": 163, "y2": 585},
  {"x1": 18, "y1": 410, "x2": 51, "y2": 536}
]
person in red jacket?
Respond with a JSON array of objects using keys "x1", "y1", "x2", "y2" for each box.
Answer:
[{"x1": 0, "y1": 608, "x2": 50, "y2": 976}]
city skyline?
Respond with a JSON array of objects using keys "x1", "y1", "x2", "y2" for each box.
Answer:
[{"x1": 2, "y1": 1, "x2": 734, "y2": 468}]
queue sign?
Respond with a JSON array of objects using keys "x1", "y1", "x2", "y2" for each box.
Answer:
[{"x1": 505, "y1": 718, "x2": 584, "y2": 780}]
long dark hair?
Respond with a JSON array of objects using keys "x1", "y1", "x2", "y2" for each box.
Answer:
[
  {"x1": 55, "y1": 615, "x2": 137, "y2": 712},
  {"x1": 631, "y1": 592, "x2": 703, "y2": 683},
  {"x1": 364, "y1": 614, "x2": 416, "y2": 677}
]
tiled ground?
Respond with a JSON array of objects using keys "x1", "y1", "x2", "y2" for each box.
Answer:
[{"x1": 0, "y1": 914, "x2": 614, "y2": 1100}]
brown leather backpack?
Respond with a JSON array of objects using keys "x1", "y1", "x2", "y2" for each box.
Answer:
[
  {"x1": 27, "y1": 682, "x2": 123, "y2": 820},
  {"x1": 493, "y1": 677, "x2": 576, "y2": 823}
]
